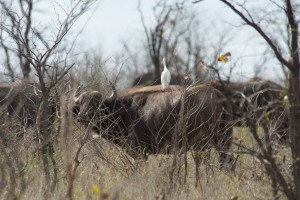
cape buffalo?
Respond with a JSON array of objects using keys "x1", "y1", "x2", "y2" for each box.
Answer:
[
  {"x1": 211, "y1": 78, "x2": 288, "y2": 142},
  {"x1": 0, "y1": 81, "x2": 56, "y2": 127},
  {"x1": 73, "y1": 84, "x2": 233, "y2": 167}
]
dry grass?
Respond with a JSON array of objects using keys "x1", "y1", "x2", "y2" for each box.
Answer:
[{"x1": 0, "y1": 124, "x2": 291, "y2": 200}]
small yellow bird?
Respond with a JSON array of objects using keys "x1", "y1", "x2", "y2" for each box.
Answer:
[
  {"x1": 161, "y1": 57, "x2": 171, "y2": 90},
  {"x1": 217, "y1": 52, "x2": 231, "y2": 63}
]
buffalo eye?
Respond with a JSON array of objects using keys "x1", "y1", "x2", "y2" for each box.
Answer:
[
  {"x1": 122, "y1": 97, "x2": 133, "y2": 107},
  {"x1": 72, "y1": 105, "x2": 80, "y2": 116}
]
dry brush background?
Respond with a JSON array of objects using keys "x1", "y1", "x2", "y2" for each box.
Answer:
[{"x1": 0, "y1": 0, "x2": 299, "y2": 199}]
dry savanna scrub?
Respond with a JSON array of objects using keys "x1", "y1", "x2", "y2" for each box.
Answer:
[{"x1": 0, "y1": 118, "x2": 291, "y2": 200}]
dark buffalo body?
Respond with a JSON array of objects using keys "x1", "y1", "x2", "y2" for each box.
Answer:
[
  {"x1": 211, "y1": 78, "x2": 288, "y2": 142},
  {"x1": 0, "y1": 81, "x2": 56, "y2": 127},
  {"x1": 73, "y1": 84, "x2": 233, "y2": 164}
]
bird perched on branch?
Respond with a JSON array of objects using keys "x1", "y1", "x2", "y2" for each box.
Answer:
[
  {"x1": 161, "y1": 57, "x2": 171, "y2": 90},
  {"x1": 217, "y1": 52, "x2": 231, "y2": 63}
]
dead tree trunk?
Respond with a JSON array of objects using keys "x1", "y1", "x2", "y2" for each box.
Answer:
[{"x1": 289, "y1": 67, "x2": 300, "y2": 199}]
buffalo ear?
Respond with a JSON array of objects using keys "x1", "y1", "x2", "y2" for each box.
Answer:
[{"x1": 121, "y1": 97, "x2": 133, "y2": 108}]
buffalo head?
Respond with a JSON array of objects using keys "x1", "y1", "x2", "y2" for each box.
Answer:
[
  {"x1": 73, "y1": 84, "x2": 116, "y2": 121},
  {"x1": 72, "y1": 84, "x2": 134, "y2": 134}
]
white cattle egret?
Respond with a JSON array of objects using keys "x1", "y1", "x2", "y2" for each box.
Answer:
[{"x1": 161, "y1": 57, "x2": 171, "y2": 90}]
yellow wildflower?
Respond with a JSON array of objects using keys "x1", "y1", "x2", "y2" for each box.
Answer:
[{"x1": 91, "y1": 185, "x2": 100, "y2": 194}]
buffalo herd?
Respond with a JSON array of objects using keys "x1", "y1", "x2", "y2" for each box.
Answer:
[{"x1": 0, "y1": 77, "x2": 289, "y2": 164}]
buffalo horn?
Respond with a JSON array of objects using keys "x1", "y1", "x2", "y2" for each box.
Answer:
[
  {"x1": 106, "y1": 84, "x2": 117, "y2": 102},
  {"x1": 73, "y1": 84, "x2": 83, "y2": 103}
]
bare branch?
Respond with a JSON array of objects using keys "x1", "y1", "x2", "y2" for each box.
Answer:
[{"x1": 219, "y1": 0, "x2": 293, "y2": 70}]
